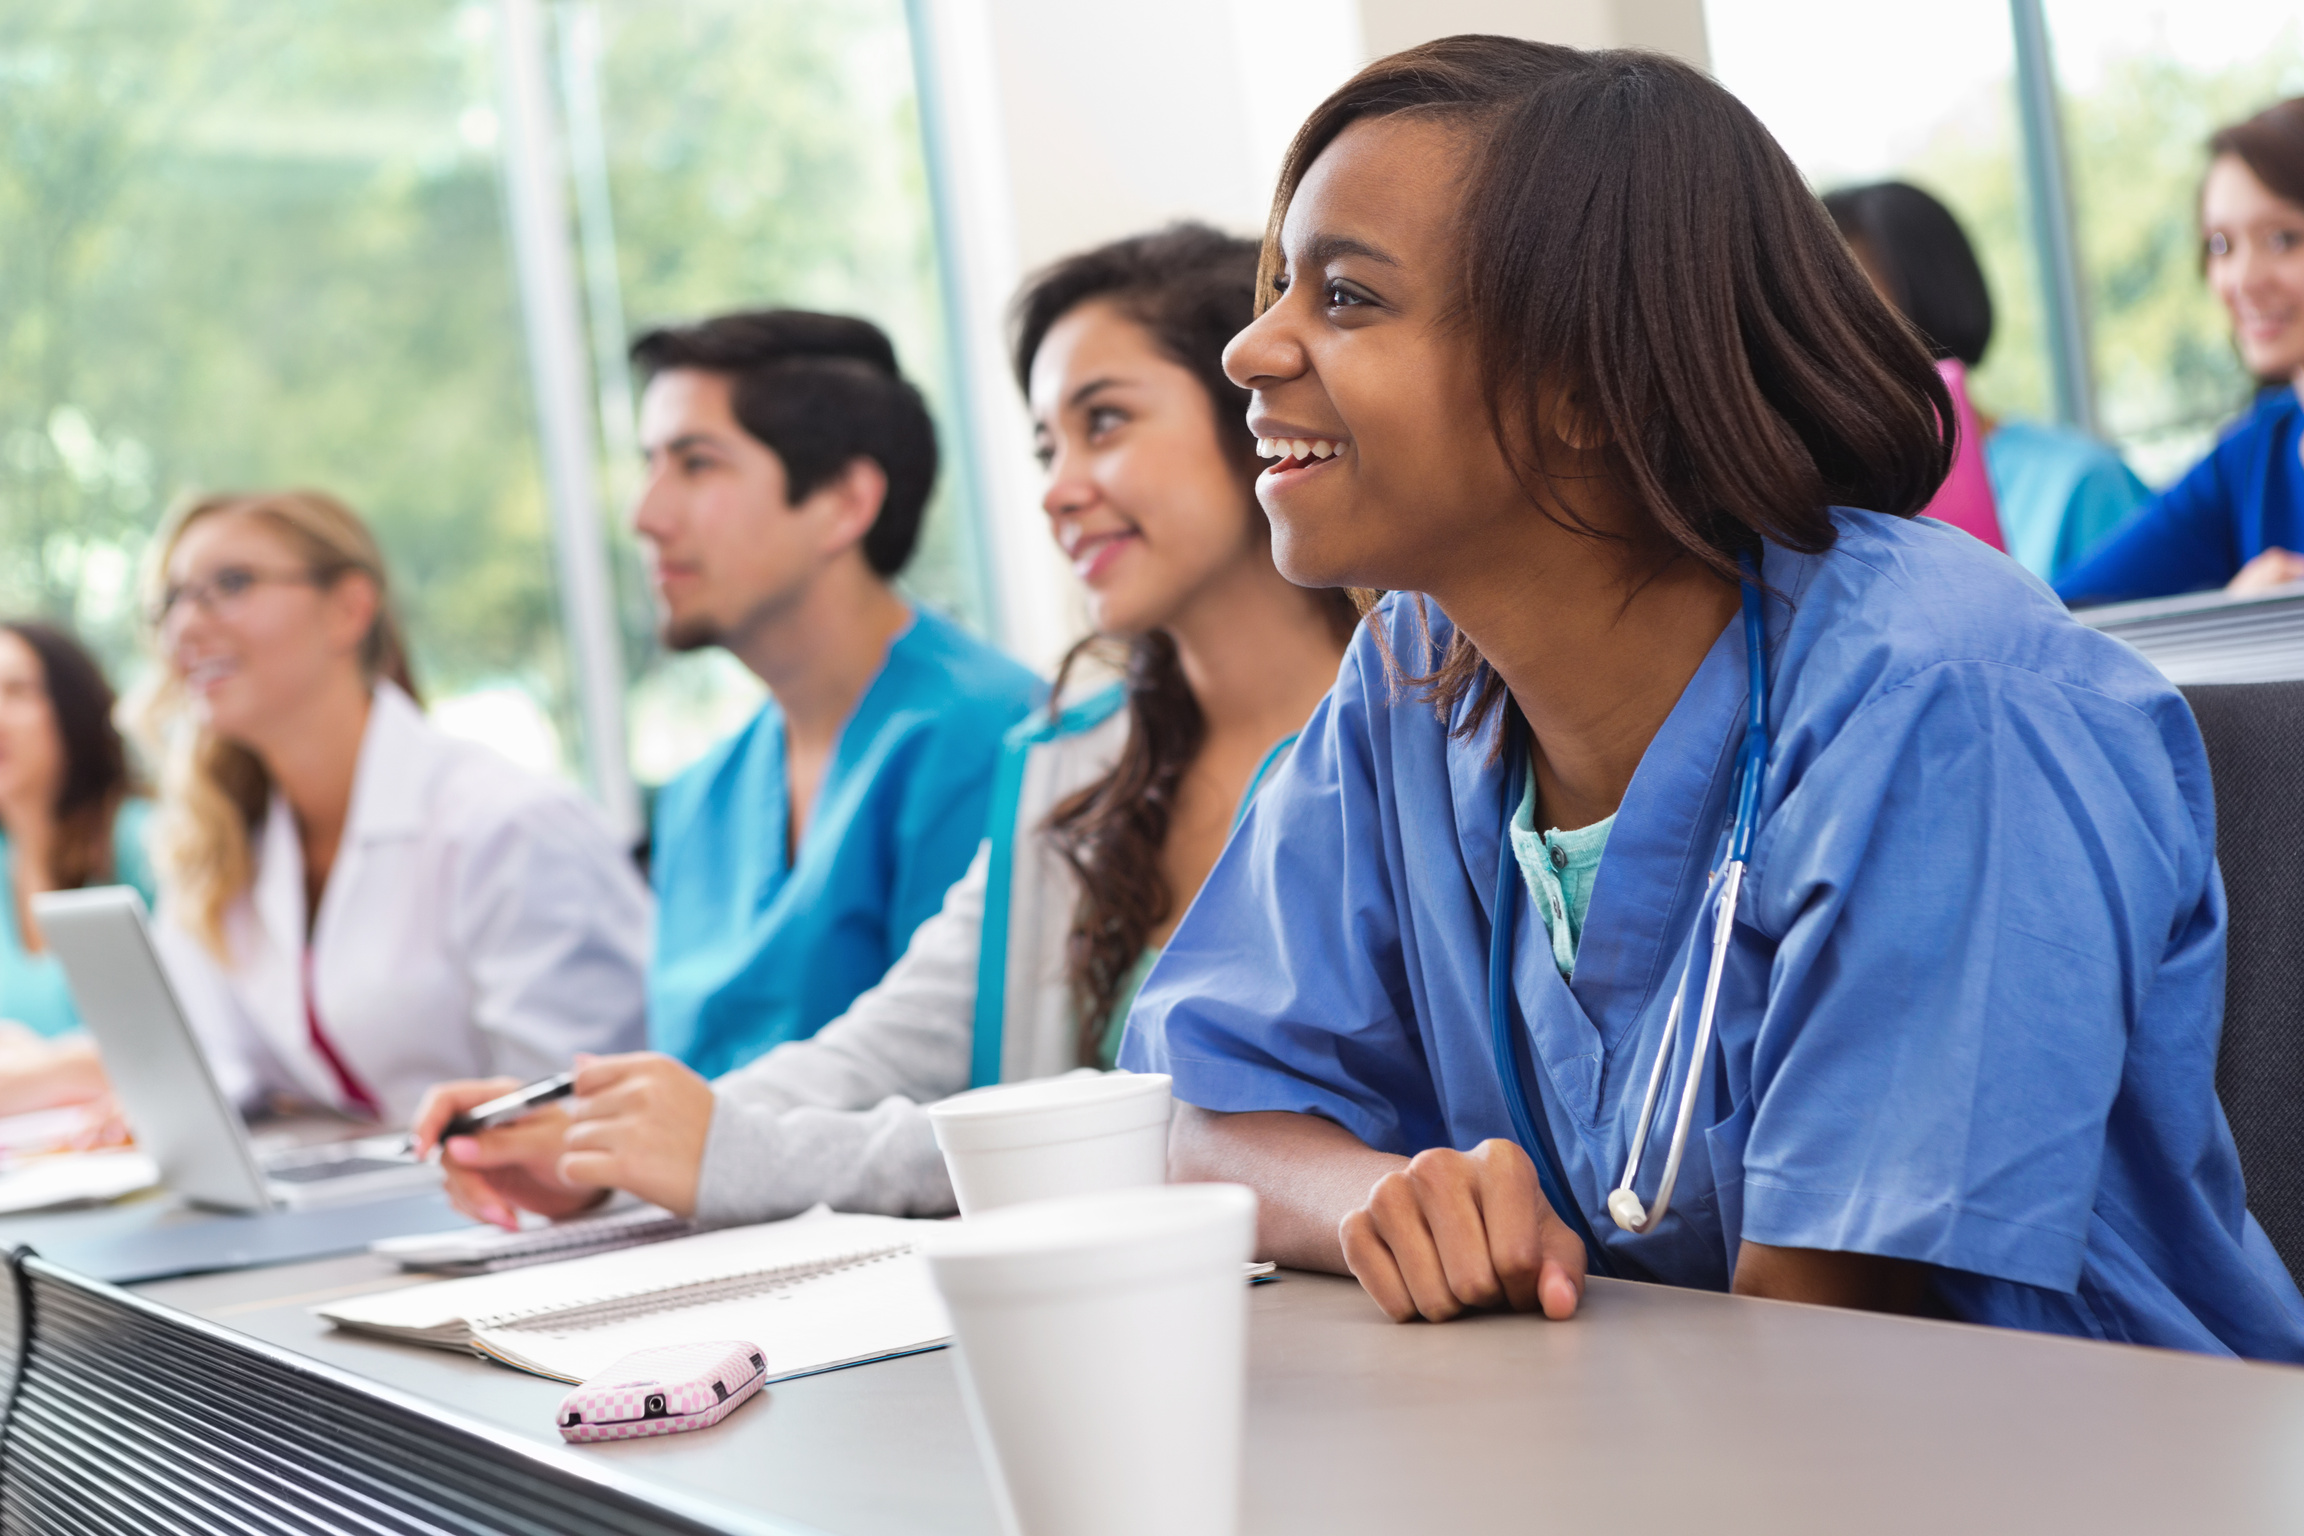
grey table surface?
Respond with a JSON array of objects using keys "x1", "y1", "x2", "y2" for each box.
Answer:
[{"x1": 133, "y1": 1248, "x2": 2304, "y2": 1536}]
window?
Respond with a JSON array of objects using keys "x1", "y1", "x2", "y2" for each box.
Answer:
[
  {"x1": 0, "y1": 2, "x2": 567, "y2": 767},
  {"x1": 1708, "y1": 0, "x2": 2304, "y2": 487},
  {"x1": 0, "y1": 0, "x2": 980, "y2": 799},
  {"x1": 2043, "y1": 0, "x2": 2304, "y2": 481},
  {"x1": 1706, "y1": 0, "x2": 2056, "y2": 440},
  {"x1": 573, "y1": 0, "x2": 985, "y2": 787}
]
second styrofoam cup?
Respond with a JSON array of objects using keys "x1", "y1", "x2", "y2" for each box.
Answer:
[
  {"x1": 923, "y1": 1182, "x2": 1258, "y2": 1536},
  {"x1": 927, "y1": 1070, "x2": 1172, "y2": 1215}
]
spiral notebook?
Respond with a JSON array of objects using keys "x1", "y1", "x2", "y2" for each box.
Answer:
[{"x1": 317, "y1": 1208, "x2": 951, "y2": 1384}]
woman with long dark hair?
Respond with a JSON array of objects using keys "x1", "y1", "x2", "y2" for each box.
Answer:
[
  {"x1": 1127, "y1": 39, "x2": 2304, "y2": 1360},
  {"x1": 413, "y1": 224, "x2": 1358, "y2": 1227},
  {"x1": 2056, "y1": 96, "x2": 2304, "y2": 603},
  {"x1": 0, "y1": 621, "x2": 153, "y2": 1112}
]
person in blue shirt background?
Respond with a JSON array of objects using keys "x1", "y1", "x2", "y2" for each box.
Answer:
[
  {"x1": 0, "y1": 621, "x2": 155, "y2": 1113},
  {"x1": 628, "y1": 312, "x2": 1040, "y2": 1079},
  {"x1": 1821, "y1": 179, "x2": 2149, "y2": 583},
  {"x1": 1126, "y1": 37, "x2": 2304, "y2": 1361},
  {"x1": 2056, "y1": 95, "x2": 2304, "y2": 606}
]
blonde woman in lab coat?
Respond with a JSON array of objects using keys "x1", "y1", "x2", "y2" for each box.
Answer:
[{"x1": 140, "y1": 489, "x2": 649, "y2": 1125}]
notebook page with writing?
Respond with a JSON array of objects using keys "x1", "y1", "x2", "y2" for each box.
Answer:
[{"x1": 318, "y1": 1209, "x2": 950, "y2": 1380}]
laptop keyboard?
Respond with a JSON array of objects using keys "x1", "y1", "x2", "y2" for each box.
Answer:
[
  {"x1": 265, "y1": 1156, "x2": 416, "y2": 1185},
  {"x1": 260, "y1": 1135, "x2": 420, "y2": 1185}
]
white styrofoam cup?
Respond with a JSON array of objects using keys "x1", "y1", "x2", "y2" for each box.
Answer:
[
  {"x1": 922, "y1": 1183, "x2": 1257, "y2": 1536},
  {"x1": 926, "y1": 1070, "x2": 1172, "y2": 1215}
]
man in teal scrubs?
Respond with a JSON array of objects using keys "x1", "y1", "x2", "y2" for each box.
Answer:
[{"x1": 630, "y1": 312, "x2": 1040, "y2": 1078}]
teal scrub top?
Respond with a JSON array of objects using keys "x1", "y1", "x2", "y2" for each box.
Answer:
[
  {"x1": 1983, "y1": 420, "x2": 2150, "y2": 583},
  {"x1": 648, "y1": 607, "x2": 1040, "y2": 1079},
  {"x1": 0, "y1": 798, "x2": 157, "y2": 1037}
]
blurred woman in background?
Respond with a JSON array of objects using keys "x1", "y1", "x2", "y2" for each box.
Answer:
[
  {"x1": 2056, "y1": 96, "x2": 2304, "y2": 604},
  {"x1": 0, "y1": 622, "x2": 154, "y2": 1115},
  {"x1": 413, "y1": 224, "x2": 1360, "y2": 1227},
  {"x1": 1825, "y1": 180, "x2": 2147, "y2": 582},
  {"x1": 145, "y1": 489, "x2": 650, "y2": 1125}
]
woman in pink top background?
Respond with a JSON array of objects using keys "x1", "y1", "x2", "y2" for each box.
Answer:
[
  {"x1": 1824, "y1": 182, "x2": 2005, "y2": 550},
  {"x1": 1825, "y1": 181, "x2": 2159, "y2": 579},
  {"x1": 1927, "y1": 358, "x2": 2004, "y2": 549}
]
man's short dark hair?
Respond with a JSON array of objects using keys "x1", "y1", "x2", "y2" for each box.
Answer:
[{"x1": 629, "y1": 310, "x2": 938, "y2": 577}]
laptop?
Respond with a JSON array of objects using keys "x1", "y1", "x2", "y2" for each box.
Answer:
[{"x1": 34, "y1": 886, "x2": 441, "y2": 1212}]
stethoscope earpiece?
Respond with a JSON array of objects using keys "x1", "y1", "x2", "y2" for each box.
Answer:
[{"x1": 1606, "y1": 1187, "x2": 1649, "y2": 1234}]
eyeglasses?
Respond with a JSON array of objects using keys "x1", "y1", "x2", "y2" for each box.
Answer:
[{"x1": 148, "y1": 565, "x2": 324, "y2": 627}]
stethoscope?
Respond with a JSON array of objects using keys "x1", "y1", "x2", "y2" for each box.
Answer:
[{"x1": 1488, "y1": 552, "x2": 1770, "y2": 1266}]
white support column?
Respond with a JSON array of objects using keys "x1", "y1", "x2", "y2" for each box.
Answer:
[
  {"x1": 2009, "y1": 0, "x2": 2098, "y2": 436},
  {"x1": 906, "y1": 0, "x2": 1363, "y2": 670},
  {"x1": 907, "y1": 0, "x2": 1074, "y2": 673},
  {"x1": 1357, "y1": 0, "x2": 1709, "y2": 65},
  {"x1": 496, "y1": 0, "x2": 639, "y2": 837}
]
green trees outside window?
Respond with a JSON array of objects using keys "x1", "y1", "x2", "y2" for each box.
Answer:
[{"x1": 0, "y1": 0, "x2": 968, "y2": 788}]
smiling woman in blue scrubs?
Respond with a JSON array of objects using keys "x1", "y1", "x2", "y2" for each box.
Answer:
[{"x1": 1123, "y1": 38, "x2": 2304, "y2": 1359}]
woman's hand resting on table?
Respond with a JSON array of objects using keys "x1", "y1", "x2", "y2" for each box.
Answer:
[
  {"x1": 1170, "y1": 1106, "x2": 1932, "y2": 1323},
  {"x1": 1341, "y1": 1138, "x2": 1589, "y2": 1323},
  {"x1": 2227, "y1": 547, "x2": 2304, "y2": 595},
  {"x1": 1167, "y1": 1107, "x2": 1588, "y2": 1323},
  {"x1": 409, "y1": 1053, "x2": 717, "y2": 1229}
]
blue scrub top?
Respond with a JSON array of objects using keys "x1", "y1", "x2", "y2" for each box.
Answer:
[
  {"x1": 2054, "y1": 386, "x2": 2304, "y2": 605},
  {"x1": 1124, "y1": 512, "x2": 2304, "y2": 1361},
  {"x1": 0, "y1": 798, "x2": 157, "y2": 1037},
  {"x1": 649, "y1": 607, "x2": 1040, "y2": 1079}
]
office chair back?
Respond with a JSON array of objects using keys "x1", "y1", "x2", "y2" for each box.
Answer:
[{"x1": 2183, "y1": 680, "x2": 2304, "y2": 1289}]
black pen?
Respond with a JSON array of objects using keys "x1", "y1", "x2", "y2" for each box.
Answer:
[{"x1": 441, "y1": 1069, "x2": 579, "y2": 1140}]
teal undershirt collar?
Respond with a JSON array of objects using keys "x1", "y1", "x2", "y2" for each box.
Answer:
[{"x1": 1509, "y1": 762, "x2": 1615, "y2": 977}]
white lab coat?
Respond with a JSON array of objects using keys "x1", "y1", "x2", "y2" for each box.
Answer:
[{"x1": 156, "y1": 681, "x2": 651, "y2": 1125}]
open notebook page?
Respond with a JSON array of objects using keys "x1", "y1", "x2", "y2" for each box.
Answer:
[
  {"x1": 319, "y1": 1208, "x2": 950, "y2": 1382},
  {"x1": 473, "y1": 1245, "x2": 948, "y2": 1382}
]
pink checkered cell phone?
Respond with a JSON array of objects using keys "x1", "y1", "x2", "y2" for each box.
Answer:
[{"x1": 556, "y1": 1340, "x2": 767, "y2": 1443}]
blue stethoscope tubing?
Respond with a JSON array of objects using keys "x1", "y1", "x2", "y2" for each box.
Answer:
[{"x1": 1488, "y1": 551, "x2": 1771, "y2": 1266}]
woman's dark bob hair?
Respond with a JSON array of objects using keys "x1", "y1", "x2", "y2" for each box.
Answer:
[
  {"x1": 1263, "y1": 38, "x2": 1952, "y2": 601},
  {"x1": 1822, "y1": 180, "x2": 1994, "y2": 369}
]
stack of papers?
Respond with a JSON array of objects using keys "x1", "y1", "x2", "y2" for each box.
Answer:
[
  {"x1": 0, "y1": 1106, "x2": 157, "y2": 1215},
  {"x1": 0, "y1": 1147, "x2": 158, "y2": 1215}
]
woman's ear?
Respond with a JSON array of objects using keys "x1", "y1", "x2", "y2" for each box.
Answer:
[
  {"x1": 323, "y1": 570, "x2": 382, "y2": 659},
  {"x1": 1544, "y1": 381, "x2": 1611, "y2": 454}
]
